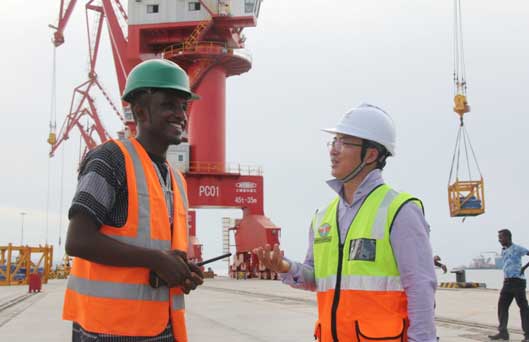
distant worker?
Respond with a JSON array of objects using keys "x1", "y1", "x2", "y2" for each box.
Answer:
[
  {"x1": 254, "y1": 104, "x2": 437, "y2": 342},
  {"x1": 62, "y1": 59, "x2": 203, "y2": 342},
  {"x1": 434, "y1": 255, "x2": 448, "y2": 273},
  {"x1": 488, "y1": 229, "x2": 529, "y2": 341}
]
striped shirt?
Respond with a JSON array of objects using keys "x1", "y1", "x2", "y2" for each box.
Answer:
[
  {"x1": 69, "y1": 141, "x2": 171, "y2": 227},
  {"x1": 69, "y1": 141, "x2": 174, "y2": 342}
]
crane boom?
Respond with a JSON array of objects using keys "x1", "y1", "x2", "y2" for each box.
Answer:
[
  {"x1": 51, "y1": 0, "x2": 78, "y2": 47},
  {"x1": 101, "y1": 0, "x2": 129, "y2": 93},
  {"x1": 49, "y1": 0, "x2": 131, "y2": 158}
]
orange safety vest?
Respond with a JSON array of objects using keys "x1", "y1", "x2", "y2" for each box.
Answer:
[
  {"x1": 313, "y1": 185, "x2": 421, "y2": 342},
  {"x1": 63, "y1": 138, "x2": 189, "y2": 341}
]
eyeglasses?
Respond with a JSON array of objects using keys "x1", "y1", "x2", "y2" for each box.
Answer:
[{"x1": 326, "y1": 138, "x2": 363, "y2": 152}]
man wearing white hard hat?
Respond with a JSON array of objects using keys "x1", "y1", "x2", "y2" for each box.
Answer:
[{"x1": 254, "y1": 103, "x2": 437, "y2": 342}]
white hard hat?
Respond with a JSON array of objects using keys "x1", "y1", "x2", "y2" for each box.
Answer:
[{"x1": 322, "y1": 103, "x2": 396, "y2": 156}]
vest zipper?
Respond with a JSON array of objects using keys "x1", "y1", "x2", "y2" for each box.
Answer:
[
  {"x1": 330, "y1": 242, "x2": 344, "y2": 342},
  {"x1": 328, "y1": 184, "x2": 384, "y2": 342}
]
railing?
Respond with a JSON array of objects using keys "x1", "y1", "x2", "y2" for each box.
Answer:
[
  {"x1": 183, "y1": 20, "x2": 211, "y2": 50},
  {"x1": 163, "y1": 41, "x2": 228, "y2": 59},
  {"x1": 189, "y1": 161, "x2": 262, "y2": 176}
]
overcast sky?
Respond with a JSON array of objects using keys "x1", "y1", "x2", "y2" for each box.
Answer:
[{"x1": 1, "y1": 0, "x2": 528, "y2": 273}]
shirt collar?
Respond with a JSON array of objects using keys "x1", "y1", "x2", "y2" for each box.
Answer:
[{"x1": 326, "y1": 169, "x2": 385, "y2": 206}]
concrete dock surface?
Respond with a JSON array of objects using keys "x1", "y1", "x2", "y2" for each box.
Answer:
[{"x1": 0, "y1": 278, "x2": 527, "y2": 341}]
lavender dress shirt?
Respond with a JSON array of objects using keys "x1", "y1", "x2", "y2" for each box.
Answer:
[{"x1": 280, "y1": 169, "x2": 437, "y2": 342}]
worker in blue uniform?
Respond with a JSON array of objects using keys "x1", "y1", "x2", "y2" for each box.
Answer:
[{"x1": 489, "y1": 229, "x2": 529, "y2": 341}]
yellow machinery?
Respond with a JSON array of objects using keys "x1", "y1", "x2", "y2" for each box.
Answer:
[
  {"x1": 49, "y1": 254, "x2": 72, "y2": 279},
  {"x1": 448, "y1": 0, "x2": 485, "y2": 218},
  {"x1": 0, "y1": 244, "x2": 53, "y2": 286}
]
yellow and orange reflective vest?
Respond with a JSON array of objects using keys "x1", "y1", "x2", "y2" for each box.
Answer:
[
  {"x1": 312, "y1": 184, "x2": 422, "y2": 342},
  {"x1": 63, "y1": 138, "x2": 189, "y2": 341}
]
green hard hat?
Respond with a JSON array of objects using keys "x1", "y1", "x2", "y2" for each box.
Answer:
[{"x1": 122, "y1": 59, "x2": 199, "y2": 102}]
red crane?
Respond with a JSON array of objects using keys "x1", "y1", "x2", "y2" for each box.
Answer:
[
  {"x1": 49, "y1": 0, "x2": 281, "y2": 279},
  {"x1": 48, "y1": 0, "x2": 130, "y2": 158}
]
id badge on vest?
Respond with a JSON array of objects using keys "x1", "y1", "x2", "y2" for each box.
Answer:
[{"x1": 348, "y1": 238, "x2": 376, "y2": 261}]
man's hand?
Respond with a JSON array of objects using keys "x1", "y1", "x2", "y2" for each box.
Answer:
[
  {"x1": 182, "y1": 260, "x2": 204, "y2": 294},
  {"x1": 253, "y1": 244, "x2": 290, "y2": 273},
  {"x1": 153, "y1": 250, "x2": 203, "y2": 294},
  {"x1": 434, "y1": 256, "x2": 447, "y2": 273}
]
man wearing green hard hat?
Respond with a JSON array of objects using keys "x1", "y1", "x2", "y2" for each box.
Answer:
[
  {"x1": 122, "y1": 59, "x2": 200, "y2": 102},
  {"x1": 63, "y1": 59, "x2": 203, "y2": 342}
]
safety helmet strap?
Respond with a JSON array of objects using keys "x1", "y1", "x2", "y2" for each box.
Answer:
[
  {"x1": 339, "y1": 159, "x2": 367, "y2": 183},
  {"x1": 339, "y1": 140, "x2": 369, "y2": 183}
]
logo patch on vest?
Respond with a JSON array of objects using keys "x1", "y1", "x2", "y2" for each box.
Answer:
[
  {"x1": 314, "y1": 223, "x2": 332, "y2": 244},
  {"x1": 348, "y1": 238, "x2": 376, "y2": 261}
]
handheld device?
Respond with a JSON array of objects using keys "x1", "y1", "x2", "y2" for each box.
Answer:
[
  {"x1": 149, "y1": 252, "x2": 232, "y2": 288},
  {"x1": 196, "y1": 253, "x2": 232, "y2": 267}
]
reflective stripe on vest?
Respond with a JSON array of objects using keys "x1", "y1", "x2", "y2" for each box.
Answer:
[
  {"x1": 67, "y1": 276, "x2": 185, "y2": 312},
  {"x1": 172, "y1": 294, "x2": 185, "y2": 310},
  {"x1": 371, "y1": 188, "x2": 398, "y2": 239},
  {"x1": 99, "y1": 139, "x2": 171, "y2": 250},
  {"x1": 172, "y1": 170, "x2": 188, "y2": 211},
  {"x1": 169, "y1": 168, "x2": 189, "y2": 247},
  {"x1": 68, "y1": 274, "x2": 170, "y2": 302},
  {"x1": 316, "y1": 274, "x2": 403, "y2": 292}
]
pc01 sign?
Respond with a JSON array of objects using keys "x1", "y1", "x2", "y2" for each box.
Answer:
[{"x1": 199, "y1": 185, "x2": 220, "y2": 197}]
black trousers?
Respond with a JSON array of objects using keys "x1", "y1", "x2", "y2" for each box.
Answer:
[{"x1": 497, "y1": 278, "x2": 529, "y2": 337}]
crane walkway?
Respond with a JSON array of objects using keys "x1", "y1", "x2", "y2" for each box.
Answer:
[{"x1": 0, "y1": 278, "x2": 527, "y2": 341}]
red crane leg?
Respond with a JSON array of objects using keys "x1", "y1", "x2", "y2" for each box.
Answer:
[{"x1": 188, "y1": 66, "x2": 226, "y2": 167}]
